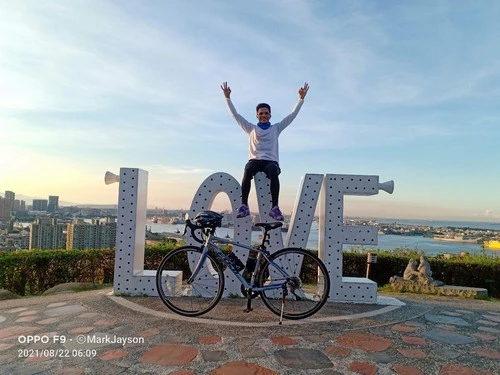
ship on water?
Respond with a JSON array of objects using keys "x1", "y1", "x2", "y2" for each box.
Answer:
[{"x1": 484, "y1": 240, "x2": 500, "y2": 250}]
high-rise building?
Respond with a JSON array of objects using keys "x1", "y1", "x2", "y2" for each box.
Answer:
[
  {"x1": 47, "y1": 195, "x2": 59, "y2": 213},
  {"x1": 32, "y1": 199, "x2": 48, "y2": 211},
  {"x1": 29, "y1": 218, "x2": 66, "y2": 250},
  {"x1": 66, "y1": 217, "x2": 116, "y2": 250},
  {"x1": 4, "y1": 191, "x2": 15, "y2": 200},
  {"x1": 0, "y1": 197, "x2": 13, "y2": 219}
]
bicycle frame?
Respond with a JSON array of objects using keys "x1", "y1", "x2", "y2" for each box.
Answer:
[{"x1": 187, "y1": 231, "x2": 290, "y2": 293}]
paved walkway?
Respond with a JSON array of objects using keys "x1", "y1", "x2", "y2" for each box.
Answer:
[{"x1": 0, "y1": 289, "x2": 499, "y2": 375}]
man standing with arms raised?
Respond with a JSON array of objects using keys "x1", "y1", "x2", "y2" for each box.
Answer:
[{"x1": 221, "y1": 81, "x2": 309, "y2": 221}]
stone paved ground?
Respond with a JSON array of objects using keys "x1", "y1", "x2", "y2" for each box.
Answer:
[{"x1": 0, "y1": 289, "x2": 499, "y2": 375}]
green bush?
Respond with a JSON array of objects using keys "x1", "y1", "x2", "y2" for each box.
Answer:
[{"x1": 1, "y1": 244, "x2": 499, "y2": 297}]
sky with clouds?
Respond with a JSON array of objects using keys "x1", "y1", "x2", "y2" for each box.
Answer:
[{"x1": 1, "y1": 0, "x2": 499, "y2": 221}]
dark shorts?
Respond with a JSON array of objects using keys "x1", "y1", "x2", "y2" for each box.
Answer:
[{"x1": 244, "y1": 160, "x2": 281, "y2": 179}]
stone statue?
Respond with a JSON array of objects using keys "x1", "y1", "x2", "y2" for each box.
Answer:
[
  {"x1": 417, "y1": 254, "x2": 444, "y2": 286},
  {"x1": 403, "y1": 259, "x2": 419, "y2": 281}
]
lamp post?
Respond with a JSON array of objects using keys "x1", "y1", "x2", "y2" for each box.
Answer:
[{"x1": 366, "y1": 252, "x2": 377, "y2": 279}]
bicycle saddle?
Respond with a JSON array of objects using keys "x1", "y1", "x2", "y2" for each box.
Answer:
[{"x1": 254, "y1": 222, "x2": 283, "y2": 231}]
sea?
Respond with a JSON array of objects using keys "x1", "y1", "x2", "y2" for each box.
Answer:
[{"x1": 148, "y1": 218, "x2": 500, "y2": 257}]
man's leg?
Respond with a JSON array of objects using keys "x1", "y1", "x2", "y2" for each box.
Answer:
[
  {"x1": 238, "y1": 160, "x2": 260, "y2": 218},
  {"x1": 264, "y1": 162, "x2": 284, "y2": 220}
]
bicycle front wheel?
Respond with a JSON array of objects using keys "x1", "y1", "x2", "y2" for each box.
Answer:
[
  {"x1": 259, "y1": 248, "x2": 330, "y2": 320},
  {"x1": 156, "y1": 246, "x2": 224, "y2": 317}
]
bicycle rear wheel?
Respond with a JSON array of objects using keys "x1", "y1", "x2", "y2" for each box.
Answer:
[
  {"x1": 259, "y1": 247, "x2": 330, "y2": 320},
  {"x1": 156, "y1": 246, "x2": 224, "y2": 317}
]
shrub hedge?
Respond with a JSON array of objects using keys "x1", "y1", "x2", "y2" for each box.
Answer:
[{"x1": 0, "y1": 245, "x2": 498, "y2": 297}]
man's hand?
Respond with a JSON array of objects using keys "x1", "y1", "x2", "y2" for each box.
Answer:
[
  {"x1": 221, "y1": 82, "x2": 231, "y2": 99},
  {"x1": 299, "y1": 82, "x2": 309, "y2": 99}
]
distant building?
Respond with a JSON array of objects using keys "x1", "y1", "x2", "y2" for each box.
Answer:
[
  {"x1": 47, "y1": 195, "x2": 59, "y2": 213},
  {"x1": 4, "y1": 191, "x2": 15, "y2": 200},
  {"x1": 32, "y1": 199, "x2": 48, "y2": 211},
  {"x1": 0, "y1": 197, "x2": 13, "y2": 220},
  {"x1": 29, "y1": 218, "x2": 66, "y2": 250},
  {"x1": 66, "y1": 217, "x2": 117, "y2": 250}
]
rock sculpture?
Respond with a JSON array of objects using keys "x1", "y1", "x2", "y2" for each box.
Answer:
[
  {"x1": 389, "y1": 252, "x2": 486, "y2": 298},
  {"x1": 417, "y1": 254, "x2": 444, "y2": 286},
  {"x1": 402, "y1": 259, "x2": 419, "y2": 281},
  {"x1": 390, "y1": 253, "x2": 444, "y2": 288}
]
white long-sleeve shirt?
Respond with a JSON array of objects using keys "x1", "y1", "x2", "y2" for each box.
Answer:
[{"x1": 225, "y1": 98, "x2": 304, "y2": 163}]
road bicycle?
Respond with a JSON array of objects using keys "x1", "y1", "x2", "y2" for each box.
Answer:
[{"x1": 156, "y1": 210, "x2": 330, "y2": 323}]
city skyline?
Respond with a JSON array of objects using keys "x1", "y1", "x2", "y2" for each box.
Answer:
[{"x1": 2, "y1": 1, "x2": 500, "y2": 222}]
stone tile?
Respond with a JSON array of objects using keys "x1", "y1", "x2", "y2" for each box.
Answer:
[
  {"x1": 471, "y1": 333, "x2": 496, "y2": 341},
  {"x1": 424, "y1": 314, "x2": 470, "y2": 326},
  {"x1": 0, "y1": 325, "x2": 40, "y2": 340},
  {"x1": 478, "y1": 326, "x2": 500, "y2": 334},
  {"x1": 391, "y1": 324, "x2": 417, "y2": 333},
  {"x1": 367, "y1": 352, "x2": 392, "y2": 363},
  {"x1": 234, "y1": 338, "x2": 255, "y2": 347},
  {"x1": 18, "y1": 310, "x2": 38, "y2": 317},
  {"x1": 239, "y1": 347, "x2": 267, "y2": 358},
  {"x1": 401, "y1": 336, "x2": 427, "y2": 346},
  {"x1": 0, "y1": 315, "x2": 5, "y2": 324},
  {"x1": 37, "y1": 317, "x2": 61, "y2": 325},
  {"x1": 7, "y1": 307, "x2": 28, "y2": 313},
  {"x1": 474, "y1": 348, "x2": 500, "y2": 359},
  {"x1": 271, "y1": 336, "x2": 297, "y2": 345},
  {"x1": 136, "y1": 328, "x2": 159, "y2": 337},
  {"x1": 324, "y1": 345, "x2": 351, "y2": 357},
  {"x1": 439, "y1": 363, "x2": 494, "y2": 375},
  {"x1": 422, "y1": 329, "x2": 476, "y2": 345},
  {"x1": 482, "y1": 314, "x2": 500, "y2": 323},
  {"x1": 274, "y1": 348, "x2": 332, "y2": 369},
  {"x1": 336, "y1": 333, "x2": 392, "y2": 352},
  {"x1": 0, "y1": 343, "x2": 14, "y2": 351},
  {"x1": 140, "y1": 344, "x2": 197, "y2": 366},
  {"x1": 397, "y1": 348, "x2": 428, "y2": 359},
  {"x1": 476, "y1": 319, "x2": 498, "y2": 326},
  {"x1": 208, "y1": 361, "x2": 278, "y2": 375},
  {"x1": 349, "y1": 361, "x2": 378, "y2": 375},
  {"x1": 318, "y1": 371, "x2": 343, "y2": 375},
  {"x1": 170, "y1": 371, "x2": 196, "y2": 375},
  {"x1": 486, "y1": 311, "x2": 500, "y2": 316},
  {"x1": 432, "y1": 348, "x2": 461, "y2": 359},
  {"x1": 54, "y1": 368, "x2": 85, "y2": 375},
  {"x1": 94, "y1": 318, "x2": 118, "y2": 326},
  {"x1": 45, "y1": 305, "x2": 87, "y2": 316},
  {"x1": 455, "y1": 310, "x2": 475, "y2": 314},
  {"x1": 201, "y1": 350, "x2": 228, "y2": 362},
  {"x1": 405, "y1": 321, "x2": 426, "y2": 328},
  {"x1": 47, "y1": 302, "x2": 67, "y2": 308},
  {"x1": 68, "y1": 326, "x2": 94, "y2": 334},
  {"x1": 435, "y1": 324, "x2": 457, "y2": 331},
  {"x1": 393, "y1": 365, "x2": 425, "y2": 375},
  {"x1": 76, "y1": 312, "x2": 99, "y2": 319},
  {"x1": 99, "y1": 349, "x2": 128, "y2": 361},
  {"x1": 199, "y1": 336, "x2": 222, "y2": 344},
  {"x1": 440, "y1": 311, "x2": 463, "y2": 317},
  {"x1": 15, "y1": 316, "x2": 38, "y2": 323},
  {"x1": 303, "y1": 334, "x2": 328, "y2": 343}
]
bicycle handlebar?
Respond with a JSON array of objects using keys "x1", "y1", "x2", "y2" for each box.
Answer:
[{"x1": 184, "y1": 219, "x2": 205, "y2": 244}]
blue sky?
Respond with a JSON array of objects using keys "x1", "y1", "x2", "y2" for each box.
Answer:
[{"x1": 1, "y1": 1, "x2": 499, "y2": 221}]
